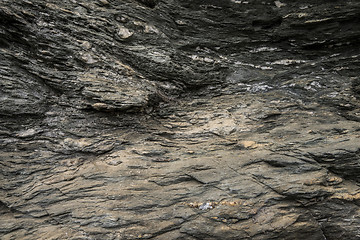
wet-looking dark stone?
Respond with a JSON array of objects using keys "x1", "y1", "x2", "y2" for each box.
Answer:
[{"x1": 136, "y1": 0, "x2": 159, "y2": 8}]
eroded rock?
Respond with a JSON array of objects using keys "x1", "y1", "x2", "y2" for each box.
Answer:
[{"x1": 1, "y1": 0, "x2": 360, "y2": 239}]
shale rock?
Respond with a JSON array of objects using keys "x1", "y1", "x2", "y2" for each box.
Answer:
[{"x1": 1, "y1": 0, "x2": 360, "y2": 239}]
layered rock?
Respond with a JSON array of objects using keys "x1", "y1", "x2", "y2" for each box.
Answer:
[{"x1": 1, "y1": 0, "x2": 360, "y2": 239}]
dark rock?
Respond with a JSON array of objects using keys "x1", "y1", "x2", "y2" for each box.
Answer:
[
  {"x1": 352, "y1": 78, "x2": 360, "y2": 96},
  {"x1": 136, "y1": 0, "x2": 160, "y2": 8},
  {"x1": 1, "y1": 0, "x2": 360, "y2": 239}
]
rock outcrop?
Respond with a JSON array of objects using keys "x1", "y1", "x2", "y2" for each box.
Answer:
[{"x1": 1, "y1": 0, "x2": 360, "y2": 239}]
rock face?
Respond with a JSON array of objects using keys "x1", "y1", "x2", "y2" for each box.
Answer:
[{"x1": 1, "y1": 0, "x2": 360, "y2": 239}]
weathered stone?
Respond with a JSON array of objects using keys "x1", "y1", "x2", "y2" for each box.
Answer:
[{"x1": 1, "y1": 0, "x2": 360, "y2": 239}]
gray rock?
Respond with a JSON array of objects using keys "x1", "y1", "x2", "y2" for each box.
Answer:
[{"x1": 1, "y1": 0, "x2": 360, "y2": 239}]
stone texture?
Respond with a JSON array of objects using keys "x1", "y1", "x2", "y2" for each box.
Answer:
[{"x1": 1, "y1": 0, "x2": 360, "y2": 239}]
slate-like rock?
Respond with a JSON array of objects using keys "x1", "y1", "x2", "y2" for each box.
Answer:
[{"x1": 1, "y1": 0, "x2": 360, "y2": 239}]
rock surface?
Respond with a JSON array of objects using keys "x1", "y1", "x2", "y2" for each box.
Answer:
[{"x1": 1, "y1": 0, "x2": 360, "y2": 239}]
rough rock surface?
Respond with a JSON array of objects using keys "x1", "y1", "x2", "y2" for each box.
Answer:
[{"x1": 1, "y1": 0, "x2": 360, "y2": 239}]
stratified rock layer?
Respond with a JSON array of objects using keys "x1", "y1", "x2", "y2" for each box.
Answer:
[{"x1": 1, "y1": 0, "x2": 360, "y2": 239}]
